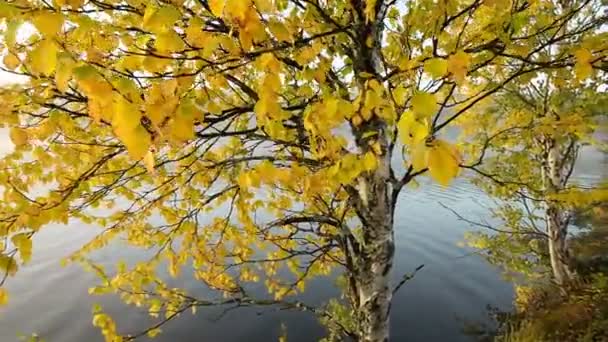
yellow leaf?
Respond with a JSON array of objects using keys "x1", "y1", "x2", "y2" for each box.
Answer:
[
  {"x1": 410, "y1": 142, "x2": 428, "y2": 171},
  {"x1": 11, "y1": 233, "x2": 32, "y2": 264},
  {"x1": 398, "y1": 57, "x2": 416, "y2": 71},
  {"x1": 295, "y1": 47, "x2": 317, "y2": 65},
  {"x1": 113, "y1": 77, "x2": 141, "y2": 104},
  {"x1": 144, "y1": 6, "x2": 181, "y2": 34},
  {"x1": 3, "y1": 53, "x2": 20, "y2": 70},
  {"x1": 30, "y1": 39, "x2": 58, "y2": 76},
  {"x1": 113, "y1": 96, "x2": 142, "y2": 131},
  {"x1": 67, "y1": 0, "x2": 84, "y2": 8},
  {"x1": 143, "y1": 150, "x2": 155, "y2": 174},
  {"x1": 254, "y1": 0, "x2": 272, "y2": 12},
  {"x1": 362, "y1": 152, "x2": 377, "y2": 171},
  {"x1": 226, "y1": 0, "x2": 250, "y2": 21},
  {"x1": 262, "y1": 73, "x2": 281, "y2": 94},
  {"x1": 574, "y1": 48, "x2": 592, "y2": 63},
  {"x1": 574, "y1": 48, "x2": 593, "y2": 80},
  {"x1": 170, "y1": 98, "x2": 198, "y2": 141},
  {"x1": 574, "y1": 63, "x2": 592, "y2": 80},
  {"x1": 9, "y1": 127, "x2": 28, "y2": 146},
  {"x1": 393, "y1": 86, "x2": 407, "y2": 106},
  {"x1": 74, "y1": 65, "x2": 113, "y2": 99},
  {"x1": 365, "y1": 36, "x2": 374, "y2": 48},
  {"x1": 55, "y1": 52, "x2": 74, "y2": 92},
  {"x1": 427, "y1": 139, "x2": 460, "y2": 186},
  {"x1": 362, "y1": 87, "x2": 381, "y2": 121},
  {"x1": 4, "y1": 20, "x2": 20, "y2": 49},
  {"x1": 119, "y1": 55, "x2": 143, "y2": 71},
  {"x1": 411, "y1": 92, "x2": 438, "y2": 118},
  {"x1": 0, "y1": 255, "x2": 18, "y2": 276},
  {"x1": 359, "y1": 71, "x2": 374, "y2": 78},
  {"x1": 424, "y1": 58, "x2": 448, "y2": 79},
  {"x1": 324, "y1": 97, "x2": 339, "y2": 120},
  {"x1": 33, "y1": 12, "x2": 64, "y2": 37},
  {"x1": 447, "y1": 51, "x2": 470, "y2": 85},
  {"x1": 364, "y1": 0, "x2": 375, "y2": 21},
  {"x1": 117, "y1": 125, "x2": 151, "y2": 160},
  {"x1": 269, "y1": 19, "x2": 290, "y2": 42},
  {"x1": 156, "y1": 6, "x2": 181, "y2": 25},
  {"x1": 155, "y1": 30, "x2": 184, "y2": 53},
  {"x1": 142, "y1": 4, "x2": 158, "y2": 28},
  {"x1": 258, "y1": 53, "x2": 281, "y2": 73},
  {"x1": 161, "y1": 78, "x2": 178, "y2": 97},
  {"x1": 398, "y1": 111, "x2": 429, "y2": 145},
  {"x1": 143, "y1": 56, "x2": 171, "y2": 73},
  {"x1": 239, "y1": 29, "x2": 253, "y2": 51},
  {"x1": 0, "y1": 288, "x2": 7, "y2": 306},
  {"x1": 147, "y1": 328, "x2": 162, "y2": 338},
  {"x1": 209, "y1": 0, "x2": 225, "y2": 16},
  {"x1": 185, "y1": 17, "x2": 208, "y2": 47},
  {"x1": 89, "y1": 97, "x2": 116, "y2": 123},
  {"x1": 0, "y1": 1, "x2": 18, "y2": 18},
  {"x1": 86, "y1": 47, "x2": 104, "y2": 63}
]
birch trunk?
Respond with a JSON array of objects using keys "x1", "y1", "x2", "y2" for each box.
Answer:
[
  {"x1": 355, "y1": 149, "x2": 395, "y2": 342},
  {"x1": 349, "y1": 2, "x2": 394, "y2": 340},
  {"x1": 546, "y1": 204, "x2": 573, "y2": 286},
  {"x1": 543, "y1": 141, "x2": 575, "y2": 286}
]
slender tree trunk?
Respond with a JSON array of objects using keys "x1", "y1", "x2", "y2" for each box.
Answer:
[
  {"x1": 355, "y1": 149, "x2": 395, "y2": 342},
  {"x1": 348, "y1": 2, "x2": 394, "y2": 340},
  {"x1": 543, "y1": 141, "x2": 575, "y2": 286},
  {"x1": 546, "y1": 204, "x2": 573, "y2": 286},
  {"x1": 358, "y1": 222, "x2": 394, "y2": 342}
]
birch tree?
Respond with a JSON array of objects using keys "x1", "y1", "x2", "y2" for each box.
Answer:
[
  {"x1": 459, "y1": 1, "x2": 607, "y2": 288},
  {"x1": 461, "y1": 80, "x2": 607, "y2": 285}
]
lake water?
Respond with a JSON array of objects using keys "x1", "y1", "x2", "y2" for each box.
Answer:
[{"x1": 0, "y1": 147, "x2": 604, "y2": 342}]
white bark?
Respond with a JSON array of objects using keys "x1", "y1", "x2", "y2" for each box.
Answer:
[
  {"x1": 348, "y1": 2, "x2": 395, "y2": 340},
  {"x1": 543, "y1": 142, "x2": 575, "y2": 286},
  {"x1": 355, "y1": 150, "x2": 394, "y2": 342},
  {"x1": 546, "y1": 205, "x2": 573, "y2": 286}
]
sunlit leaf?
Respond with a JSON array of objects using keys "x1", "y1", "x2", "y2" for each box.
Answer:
[
  {"x1": 9, "y1": 127, "x2": 28, "y2": 146},
  {"x1": 11, "y1": 233, "x2": 32, "y2": 263},
  {"x1": 0, "y1": 255, "x2": 18, "y2": 276},
  {"x1": 209, "y1": 0, "x2": 225, "y2": 16},
  {"x1": 143, "y1": 151, "x2": 155, "y2": 174},
  {"x1": 427, "y1": 139, "x2": 460, "y2": 186},
  {"x1": 411, "y1": 92, "x2": 438, "y2": 118},
  {"x1": 30, "y1": 39, "x2": 58, "y2": 76},
  {"x1": 447, "y1": 51, "x2": 470, "y2": 85},
  {"x1": 574, "y1": 48, "x2": 593, "y2": 80},
  {"x1": 2, "y1": 53, "x2": 20, "y2": 70},
  {"x1": 32, "y1": 12, "x2": 64, "y2": 37},
  {"x1": 398, "y1": 111, "x2": 429, "y2": 146},
  {"x1": 424, "y1": 58, "x2": 448, "y2": 79}
]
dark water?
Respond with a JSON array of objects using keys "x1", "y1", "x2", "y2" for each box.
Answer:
[{"x1": 0, "y1": 146, "x2": 604, "y2": 342}]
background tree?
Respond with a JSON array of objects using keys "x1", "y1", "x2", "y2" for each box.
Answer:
[
  {"x1": 0, "y1": 0, "x2": 606, "y2": 341},
  {"x1": 459, "y1": 64, "x2": 607, "y2": 286}
]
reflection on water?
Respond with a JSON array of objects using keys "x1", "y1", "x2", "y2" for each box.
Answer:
[
  {"x1": 0, "y1": 178, "x2": 512, "y2": 342},
  {"x1": 0, "y1": 147, "x2": 603, "y2": 341}
]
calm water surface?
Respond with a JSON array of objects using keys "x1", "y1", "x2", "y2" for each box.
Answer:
[{"x1": 0, "y1": 147, "x2": 604, "y2": 342}]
